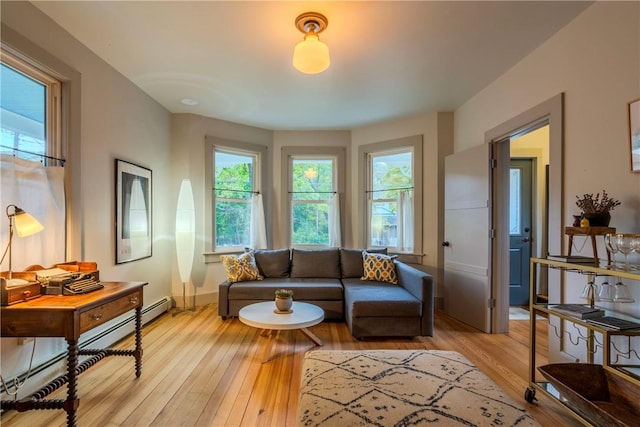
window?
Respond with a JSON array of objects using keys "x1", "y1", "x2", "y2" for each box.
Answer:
[
  {"x1": 282, "y1": 147, "x2": 345, "y2": 248},
  {"x1": 290, "y1": 156, "x2": 336, "y2": 246},
  {"x1": 214, "y1": 149, "x2": 257, "y2": 249},
  {"x1": 368, "y1": 149, "x2": 413, "y2": 248},
  {"x1": 205, "y1": 137, "x2": 268, "y2": 253},
  {"x1": 0, "y1": 49, "x2": 62, "y2": 164},
  {"x1": 360, "y1": 135, "x2": 422, "y2": 254},
  {"x1": 0, "y1": 47, "x2": 67, "y2": 273}
]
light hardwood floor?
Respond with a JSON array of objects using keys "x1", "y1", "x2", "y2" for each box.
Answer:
[{"x1": 1, "y1": 305, "x2": 581, "y2": 427}]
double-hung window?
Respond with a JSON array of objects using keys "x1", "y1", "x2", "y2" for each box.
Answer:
[
  {"x1": 0, "y1": 48, "x2": 66, "y2": 272},
  {"x1": 361, "y1": 135, "x2": 422, "y2": 254},
  {"x1": 206, "y1": 137, "x2": 268, "y2": 253},
  {"x1": 283, "y1": 147, "x2": 345, "y2": 248},
  {"x1": 1, "y1": 50, "x2": 62, "y2": 163}
]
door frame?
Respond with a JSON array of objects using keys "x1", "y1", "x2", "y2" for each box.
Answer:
[{"x1": 485, "y1": 93, "x2": 564, "y2": 333}]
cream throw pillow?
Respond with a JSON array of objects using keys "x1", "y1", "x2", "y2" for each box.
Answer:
[
  {"x1": 220, "y1": 251, "x2": 263, "y2": 284},
  {"x1": 361, "y1": 252, "x2": 398, "y2": 284}
]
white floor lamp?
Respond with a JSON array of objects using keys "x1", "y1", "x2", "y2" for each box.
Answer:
[{"x1": 174, "y1": 179, "x2": 195, "y2": 315}]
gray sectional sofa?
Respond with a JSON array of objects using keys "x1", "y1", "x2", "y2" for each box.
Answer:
[{"x1": 218, "y1": 248, "x2": 434, "y2": 338}]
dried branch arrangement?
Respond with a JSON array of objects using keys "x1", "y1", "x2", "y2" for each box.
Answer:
[{"x1": 575, "y1": 190, "x2": 621, "y2": 213}]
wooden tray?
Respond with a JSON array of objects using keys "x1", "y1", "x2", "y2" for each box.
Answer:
[{"x1": 538, "y1": 363, "x2": 640, "y2": 427}]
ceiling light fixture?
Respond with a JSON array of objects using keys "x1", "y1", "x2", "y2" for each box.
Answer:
[
  {"x1": 181, "y1": 98, "x2": 199, "y2": 106},
  {"x1": 292, "y1": 12, "x2": 330, "y2": 74}
]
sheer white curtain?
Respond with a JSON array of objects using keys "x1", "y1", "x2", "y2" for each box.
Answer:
[
  {"x1": 249, "y1": 193, "x2": 267, "y2": 249},
  {"x1": 0, "y1": 155, "x2": 65, "y2": 271},
  {"x1": 396, "y1": 189, "x2": 414, "y2": 252},
  {"x1": 328, "y1": 193, "x2": 341, "y2": 247}
]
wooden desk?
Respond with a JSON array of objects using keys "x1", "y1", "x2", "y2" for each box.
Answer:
[
  {"x1": 565, "y1": 226, "x2": 616, "y2": 263},
  {"x1": 0, "y1": 281, "x2": 147, "y2": 427}
]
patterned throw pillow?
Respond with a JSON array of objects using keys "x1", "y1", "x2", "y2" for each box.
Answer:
[
  {"x1": 220, "y1": 252, "x2": 263, "y2": 284},
  {"x1": 361, "y1": 252, "x2": 398, "y2": 284}
]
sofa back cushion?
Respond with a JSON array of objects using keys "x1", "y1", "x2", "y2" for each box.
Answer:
[
  {"x1": 340, "y1": 248, "x2": 388, "y2": 278},
  {"x1": 249, "y1": 248, "x2": 291, "y2": 278},
  {"x1": 290, "y1": 248, "x2": 341, "y2": 278}
]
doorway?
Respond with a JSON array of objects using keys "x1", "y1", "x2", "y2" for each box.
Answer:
[{"x1": 487, "y1": 94, "x2": 563, "y2": 333}]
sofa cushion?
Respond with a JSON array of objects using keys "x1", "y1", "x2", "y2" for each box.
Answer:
[
  {"x1": 248, "y1": 248, "x2": 290, "y2": 278},
  {"x1": 340, "y1": 248, "x2": 387, "y2": 278},
  {"x1": 343, "y1": 279, "x2": 421, "y2": 317},
  {"x1": 227, "y1": 278, "x2": 343, "y2": 300},
  {"x1": 290, "y1": 248, "x2": 341, "y2": 278},
  {"x1": 220, "y1": 252, "x2": 263, "y2": 283},
  {"x1": 361, "y1": 252, "x2": 398, "y2": 284}
]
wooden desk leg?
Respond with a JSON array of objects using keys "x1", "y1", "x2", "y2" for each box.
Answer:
[
  {"x1": 568, "y1": 236, "x2": 574, "y2": 256},
  {"x1": 63, "y1": 339, "x2": 79, "y2": 427},
  {"x1": 135, "y1": 306, "x2": 143, "y2": 378},
  {"x1": 591, "y1": 236, "x2": 599, "y2": 263}
]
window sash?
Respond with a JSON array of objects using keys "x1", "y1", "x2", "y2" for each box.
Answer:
[
  {"x1": 213, "y1": 148, "x2": 259, "y2": 251},
  {"x1": 366, "y1": 147, "x2": 414, "y2": 251},
  {"x1": 0, "y1": 48, "x2": 62, "y2": 165},
  {"x1": 289, "y1": 155, "x2": 336, "y2": 246}
]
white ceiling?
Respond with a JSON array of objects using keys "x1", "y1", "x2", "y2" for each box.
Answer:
[{"x1": 32, "y1": 1, "x2": 592, "y2": 130}]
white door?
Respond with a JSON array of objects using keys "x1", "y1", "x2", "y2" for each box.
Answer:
[{"x1": 443, "y1": 144, "x2": 492, "y2": 332}]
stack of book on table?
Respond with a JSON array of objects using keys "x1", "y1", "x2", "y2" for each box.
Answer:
[
  {"x1": 586, "y1": 316, "x2": 640, "y2": 331},
  {"x1": 549, "y1": 304, "x2": 605, "y2": 319},
  {"x1": 546, "y1": 255, "x2": 597, "y2": 264}
]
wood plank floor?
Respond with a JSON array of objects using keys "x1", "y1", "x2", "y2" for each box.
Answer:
[{"x1": 1, "y1": 305, "x2": 581, "y2": 426}]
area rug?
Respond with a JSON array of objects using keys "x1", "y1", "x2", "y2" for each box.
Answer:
[{"x1": 297, "y1": 350, "x2": 540, "y2": 427}]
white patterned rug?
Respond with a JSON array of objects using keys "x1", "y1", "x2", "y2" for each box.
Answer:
[{"x1": 298, "y1": 350, "x2": 540, "y2": 427}]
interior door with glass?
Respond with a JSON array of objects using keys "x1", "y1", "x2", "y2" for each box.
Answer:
[
  {"x1": 509, "y1": 159, "x2": 533, "y2": 306},
  {"x1": 443, "y1": 144, "x2": 492, "y2": 333}
]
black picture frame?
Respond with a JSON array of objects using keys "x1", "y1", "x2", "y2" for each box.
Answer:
[{"x1": 115, "y1": 159, "x2": 152, "y2": 264}]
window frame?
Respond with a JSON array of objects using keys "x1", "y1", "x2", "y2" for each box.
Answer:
[
  {"x1": 359, "y1": 135, "x2": 423, "y2": 255},
  {"x1": 1, "y1": 47, "x2": 63, "y2": 165},
  {"x1": 204, "y1": 136, "x2": 269, "y2": 254},
  {"x1": 281, "y1": 146, "x2": 345, "y2": 248}
]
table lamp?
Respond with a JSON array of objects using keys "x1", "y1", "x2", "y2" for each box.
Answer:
[{"x1": 2, "y1": 204, "x2": 44, "y2": 287}]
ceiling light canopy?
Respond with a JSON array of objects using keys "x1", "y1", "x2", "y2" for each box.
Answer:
[{"x1": 292, "y1": 12, "x2": 330, "y2": 75}]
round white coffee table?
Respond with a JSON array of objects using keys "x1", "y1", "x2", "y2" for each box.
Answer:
[{"x1": 239, "y1": 301, "x2": 324, "y2": 362}]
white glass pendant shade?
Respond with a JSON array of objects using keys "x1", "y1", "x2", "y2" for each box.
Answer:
[
  {"x1": 292, "y1": 34, "x2": 330, "y2": 74},
  {"x1": 175, "y1": 179, "x2": 195, "y2": 283}
]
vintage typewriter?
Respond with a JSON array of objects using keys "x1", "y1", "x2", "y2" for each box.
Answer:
[{"x1": 36, "y1": 269, "x2": 103, "y2": 295}]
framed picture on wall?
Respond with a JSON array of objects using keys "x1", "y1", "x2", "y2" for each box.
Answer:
[
  {"x1": 629, "y1": 98, "x2": 640, "y2": 173},
  {"x1": 115, "y1": 159, "x2": 152, "y2": 263}
]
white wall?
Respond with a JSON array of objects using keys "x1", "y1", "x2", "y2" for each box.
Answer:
[
  {"x1": 1, "y1": 1, "x2": 173, "y2": 387},
  {"x1": 455, "y1": 2, "x2": 640, "y2": 316}
]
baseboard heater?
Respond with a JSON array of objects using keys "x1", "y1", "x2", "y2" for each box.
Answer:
[{"x1": 2, "y1": 296, "x2": 171, "y2": 397}]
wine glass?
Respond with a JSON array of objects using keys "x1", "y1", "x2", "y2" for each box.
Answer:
[
  {"x1": 615, "y1": 234, "x2": 634, "y2": 271},
  {"x1": 614, "y1": 281, "x2": 635, "y2": 303},
  {"x1": 630, "y1": 234, "x2": 640, "y2": 270},
  {"x1": 598, "y1": 281, "x2": 614, "y2": 302},
  {"x1": 604, "y1": 233, "x2": 619, "y2": 267},
  {"x1": 580, "y1": 281, "x2": 598, "y2": 306}
]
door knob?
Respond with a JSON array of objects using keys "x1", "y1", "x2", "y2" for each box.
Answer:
[
  {"x1": 442, "y1": 241, "x2": 450, "y2": 247},
  {"x1": 522, "y1": 237, "x2": 531, "y2": 243}
]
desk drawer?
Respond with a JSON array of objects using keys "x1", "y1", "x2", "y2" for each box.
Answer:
[{"x1": 80, "y1": 290, "x2": 142, "y2": 333}]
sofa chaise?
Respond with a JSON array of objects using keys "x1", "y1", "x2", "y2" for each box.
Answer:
[{"x1": 218, "y1": 248, "x2": 434, "y2": 338}]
